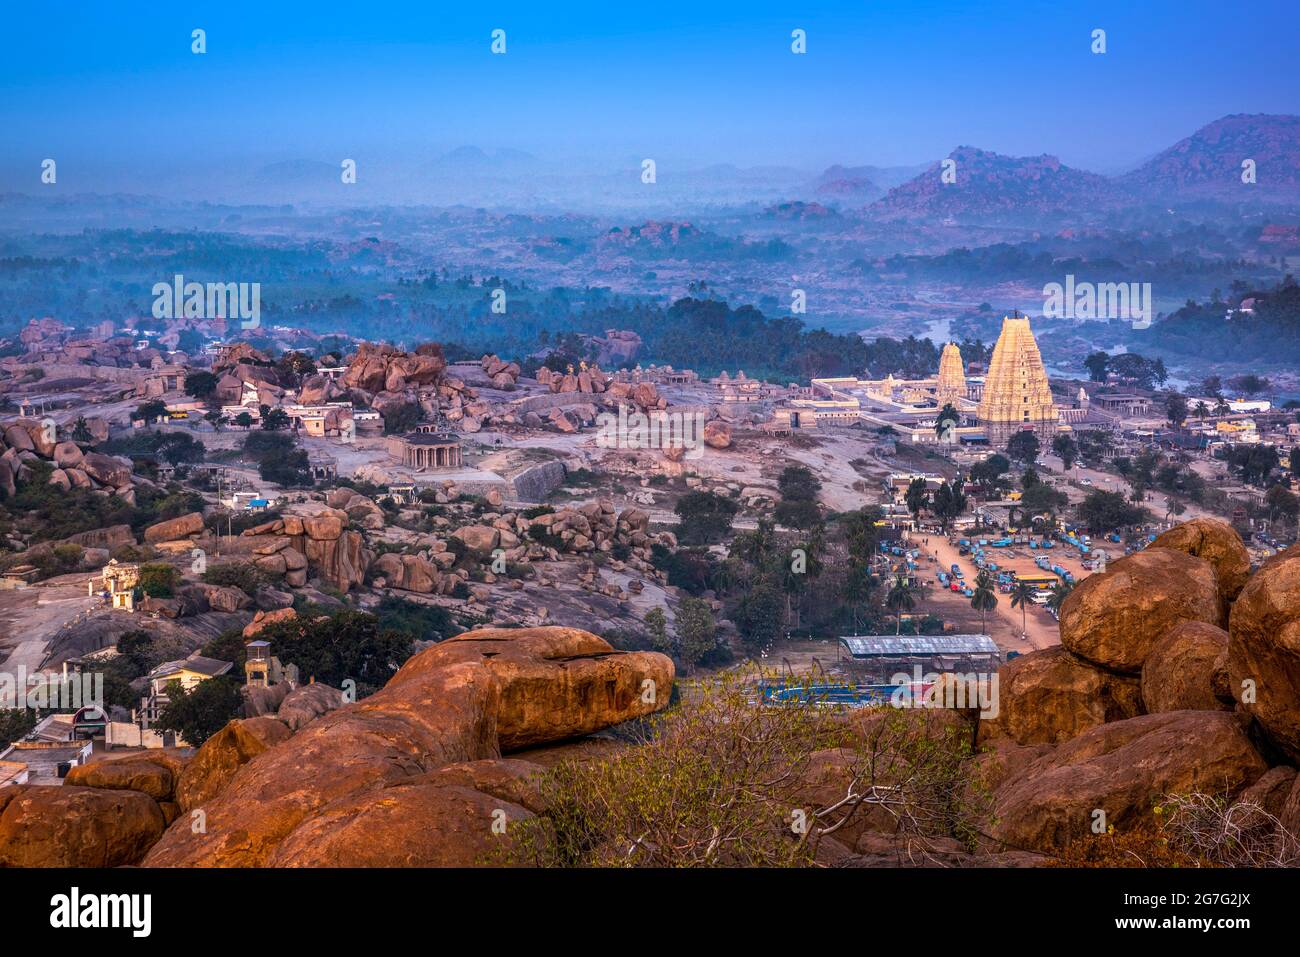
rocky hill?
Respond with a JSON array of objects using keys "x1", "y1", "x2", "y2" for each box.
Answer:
[
  {"x1": 1120, "y1": 113, "x2": 1300, "y2": 202},
  {"x1": 868, "y1": 146, "x2": 1115, "y2": 224}
]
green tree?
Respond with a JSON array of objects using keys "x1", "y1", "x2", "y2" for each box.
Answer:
[
  {"x1": 138, "y1": 563, "x2": 180, "y2": 598},
  {"x1": 674, "y1": 491, "x2": 739, "y2": 546},
  {"x1": 674, "y1": 598, "x2": 717, "y2": 673},
  {"x1": 904, "y1": 478, "x2": 929, "y2": 521},
  {"x1": 184, "y1": 371, "x2": 219, "y2": 400},
  {"x1": 1076, "y1": 489, "x2": 1148, "y2": 534},
  {"x1": 1009, "y1": 580, "x2": 1036, "y2": 640},
  {"x1": 1046, "y1": 580, "x2": 1074, "y2": 614},
  {"x1": 134, "y1": 400, "x2": 168, "y2": 424},
  {"x1": 155, "y1": 676, "x2": 243, "y2": 746},
  {"x1": 970, "y1": 570, "x2": 998, "y2": 635},
  {"x1": 733, "y1": 577, "x2": 785, "y2": 649},
  {"x1": 1084, "y1": 351, "x2": 1110, "y2": 382},
  {"x1": 885, "y1": 575, "x2": 915, "y2": 635},
  {"x1": 1051, "y1": 433, "x2": 1078, "y2": 471},
  {"x1": 644, "y1": 607, "x2": 671, "y2": 654},
  {"x1": 1006, "y1": 431, "x2": 1040, "y2": 466}
]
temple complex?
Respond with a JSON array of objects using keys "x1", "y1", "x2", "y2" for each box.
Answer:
[
  {"x1": 388, "y1": 432, "x2": 463, "y2": 471},
  {"x1": 976, "y1": 315, "x2": 1059, "y2": 447}
]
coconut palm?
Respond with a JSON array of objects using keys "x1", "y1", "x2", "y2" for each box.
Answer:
[
  {"x1": 1046, "y1": 580, "x2": 1074, "y2": 614},
  {"x1": 885, "y1": 575, "x2": 916, "y2": 635},
  {"x1": 970, "y1": 571, "x2": 998, "y2": 635},
  {"x1": 1009, "y1": 580, "x2": 1036, "y2": 639}
]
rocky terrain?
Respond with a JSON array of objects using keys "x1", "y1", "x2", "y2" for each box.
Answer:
[{"x1": 3, "y1": 517, "x2": 1298, "y2": 867}]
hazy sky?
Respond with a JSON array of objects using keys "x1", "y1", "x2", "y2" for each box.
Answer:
[{"x1": 3, "y1": 0, "x2": 1298, "y2": 182}]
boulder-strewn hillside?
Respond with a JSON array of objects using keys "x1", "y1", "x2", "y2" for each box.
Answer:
[
  {"x1": 4, "y1": 518, "x2": 1299, "y2": 868},
  {"x1": 1120, "y1": 113, "x2": 1300, "y2": 201}
]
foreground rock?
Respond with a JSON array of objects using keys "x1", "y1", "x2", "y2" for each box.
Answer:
[
  {"x1": 1059, "y1": 547, "x2": 1223, "y2": 673},
  {"x1": 174, "y1": 716, "x2": 294, "y2": 812},
  {"x1": 64, "y1": 752, "x2": 186, "y2": 802},
  {"x1": 989, "y1": 711, "x2": 1267, "y2": 853},
  {"x1": 390, "y1": 627, "x2": 675, "y2": 751},
  {"x1": 1228, "y1": 552, "x2": 1300, "y2": 762},
  {"x1": 1140, "y1": 621, "x2": 1232, "y2": 714},
  {"x1": 979, "y1": 646, "x2": 1142, "y2": 746},
  {"x1": 0, "y1": 785, "x2": 164, "y2": 867},
  {"x1": 144, "y1": 627, "x2": 671, "y2": 866},
  {"x1": 1151, "y1": 518, "x2": 1252, "y2": 603}
]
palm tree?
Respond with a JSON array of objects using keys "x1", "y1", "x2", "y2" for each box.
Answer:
[
  {"x1": 1009, "y1": 580, "x2": 1036, "y2": 640},
  {"x1": 1193, "y1": 400, "x2": 1210, "y2": 422},
  {"x1": 1046, "y1": 580, "x2": 1073, "y2": 614},
  {"x1": 885, "y1": 574, "x2": 916, "y2": 635},
  {"x1": 970, "y1": 571, "x2": 998, "y2": 635}
]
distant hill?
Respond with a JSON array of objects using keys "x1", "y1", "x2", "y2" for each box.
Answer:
[
  {"x1": 868, "y1": 147, "x2": 1114, "y2": 223},
  {"x1": 1119, "y1": 114, "x2": 1300, "y2": 201}
]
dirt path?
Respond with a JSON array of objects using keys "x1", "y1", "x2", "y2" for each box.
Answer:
[{"x1": 0, "y1": 577, "x2": 101, "y2": 675}]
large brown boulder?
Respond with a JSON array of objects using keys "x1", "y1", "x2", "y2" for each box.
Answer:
[
  {"x1": 143, "y1": 511, "x2": 204, "y2": 544},
  {"x1": 703, "y1": 420, "x2": 732, "y2": 449},
  {"x1": 80, "y1": 451, "x2": 134, "y2": 488},
  {"x1": 1140, "y1": 621, "x2": 1233, "y2": 714},
  {"x1": 988, "y1": 711, "x2": 1267, "y2": 853},
  {"x1": 452, "y1": 524, "x2": 500, "y2": 558},
  {"x1": 980, "y1": 645, "x2": 1142, "y2": 746},
  {"x1": 389, "y1": 627, "x2": 674, "y2": 751},
  {"x1": 0, "y1": 785, "x2": 165, "y2": 867},
  {"x1": 173, "y1": 716, "x2": 294, "y2": 812},
  {"x1": 265, "y1": 783, "x2": 542, "y2": 867},
  {"x1": 277, "y1": 683, "x2": 346, "y2": 732},
  {"x1": 1059, "y1": 547, "x2": 1223, "y2": 673},
  {"x1": 145, "y1": 661, "x2": 501, "y2": 866},
  {"x1": 1151, "y1": 518, "x2": 1252, "y2": 603},
  {"x1": 1228, "y1": 552, "x2": 1300, "y2": 762},
  {"x1": 64, "y1": 752, "x2": 186, "y2": 802}
]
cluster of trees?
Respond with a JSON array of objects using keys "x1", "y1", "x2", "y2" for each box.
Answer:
[
  {"x1": 1152, "y1": 276, "x2": 1300, "y2": 362},
  {"x1": 1083, "y1": 351, "x2": 1169, "y2": 390},
  {"x1": 244, "y1": 431, "x2": 312, "y2": 487}
]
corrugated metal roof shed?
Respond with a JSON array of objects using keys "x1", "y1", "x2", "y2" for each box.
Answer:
[{"x1": 839, "y1": 635, "x2": 1000, "y2": 657}]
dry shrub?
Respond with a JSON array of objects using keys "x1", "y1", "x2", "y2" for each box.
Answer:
[{"x1": 507, "y1": 674, "x2": 986, "y2": 867}]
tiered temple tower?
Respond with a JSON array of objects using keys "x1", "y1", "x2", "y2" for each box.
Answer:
[
  {"x1": 935, "y1": 342, "x2": 967, "y2": 405},
  {"x1": 976, "y1": 315, "x2": 1058, "y2": 447}
]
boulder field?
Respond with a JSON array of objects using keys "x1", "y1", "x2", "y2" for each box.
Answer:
[
  {"x1": 0, "y1": 627, "x2": 672, "y2": 868},
  {"x1": 979, "y1": 518, "x2": 1300, "y2": 854}
]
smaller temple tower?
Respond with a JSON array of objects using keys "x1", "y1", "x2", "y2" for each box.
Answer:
[{"x1": 935, "y1": 342, "x2": 967, "y2": 405}]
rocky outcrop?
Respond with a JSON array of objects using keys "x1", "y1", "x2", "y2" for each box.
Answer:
[
  {"x1": 388, "y1": 628, "x2": 675, "y2": 751},
  {"x1": 143, "y1": 627, "x2": 671, "y2": 867},
  {"x1": 1140, "y1": 621, "x2": 1233, "y2": 714},
  {"x1": 173, "y1": 716, "x2": 294, "y2": 812},
  {"x1": 1151, "y1": 518, "x2": 1252, "y2": 603},
  {"x1": 1058, "y1": 547, "x2": 1224, "y2": 673},
  {"x1": 0, "y1": 785, "x2": 165, "y2": 867},
  {"x1": 980, "y1": 645, "x2": 1142, "y2": 746},
  {"x1": 703, "y1": 420, "x2": 732, "y2": 449},
  {"x1": 242, "y1": 509, "x2": 371, "y2": 591},
  {"x1": 370, "y1": 553, "x2": 450, "y2": 594},
  {"x1": 988, "y1": 711, "x2": 1267, "y2": 853},
  {"x1": 277, "y1": 683, "x2": 346, "y2": 732},
  {"x1": 1228, "y1": 552, "x2": 1300, "y2": 762},
  {"x1": 64, "y1": 753, "x2": 186, "y2": 802}
]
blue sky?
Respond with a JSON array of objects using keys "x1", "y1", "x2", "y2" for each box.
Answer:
[{"x1": 2, "y1": 0, "x2": 1297, "y2": 175}]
